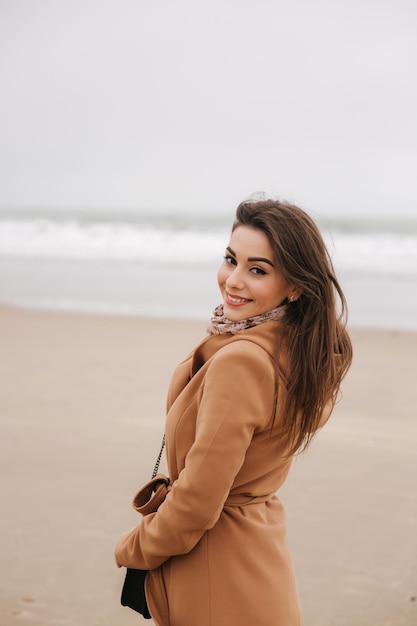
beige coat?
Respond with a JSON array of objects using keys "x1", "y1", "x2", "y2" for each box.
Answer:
[{"x1": 116, "y1": 321, "x2": 304, "y2": 625}]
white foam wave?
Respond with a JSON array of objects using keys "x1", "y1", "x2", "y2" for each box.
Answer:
[
  {"x1": 0, "y1": 218, "x2": 226, "y2": 264},
  {"x1": 327, "y1": 232, "x2": 417, "y2": 277},
  {"x1": 0, "y1": 218, "x2": 416, "y2": 277}
]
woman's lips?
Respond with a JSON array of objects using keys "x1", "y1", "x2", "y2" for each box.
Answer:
[{"x1": 225, "y1": 292, "x2": 252, "y2": 306}]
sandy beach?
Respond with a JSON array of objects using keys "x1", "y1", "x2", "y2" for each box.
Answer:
[{"x1": 0, "y1": 304, "x2": 416, "y2": 626}]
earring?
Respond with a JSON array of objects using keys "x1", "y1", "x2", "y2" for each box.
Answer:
[{"x1": 288, "y1": 295, "x2": 294, "y2": 302}]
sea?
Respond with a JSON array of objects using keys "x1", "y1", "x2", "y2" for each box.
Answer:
[{"x1": 0, "y1": 207, "x2": 416, "y2": 331}]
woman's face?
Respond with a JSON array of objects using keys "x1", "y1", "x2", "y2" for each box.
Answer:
[{"x1": 217, "y1": 225, "x2": 294, "y2": 321}]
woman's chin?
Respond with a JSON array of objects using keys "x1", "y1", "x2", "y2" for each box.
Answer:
[{"x1": 223, "y1": 303, "x2": 249, "y2": 321}]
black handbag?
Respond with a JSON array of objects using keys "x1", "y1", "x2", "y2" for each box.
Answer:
[
  {"x1": 120, "y1": 436, "x2": 170, "y2": 620},
  {"x1": 121, "y1": 567, "x2": 151, "y2": 618}
]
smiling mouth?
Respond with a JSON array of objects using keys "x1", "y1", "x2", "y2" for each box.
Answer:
[{"x1": 225, "y1": 292, "x2": 252, "y2": 305}]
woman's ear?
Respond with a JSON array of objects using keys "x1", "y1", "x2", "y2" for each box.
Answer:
[{"x1": 288, "y1": 287, "x2": 302, "y2": 303}]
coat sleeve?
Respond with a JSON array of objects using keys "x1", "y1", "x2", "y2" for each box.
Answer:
[{"x1": 115, "y1": 340, "x2": 276, "y2": 570}]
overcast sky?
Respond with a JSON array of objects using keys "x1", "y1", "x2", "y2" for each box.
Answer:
[{"x1": 0, "y1": 0, "x2": 416, "y2": 218}]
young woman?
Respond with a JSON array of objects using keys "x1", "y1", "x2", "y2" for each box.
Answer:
[{"x1": 115, "y1": 198, "x2": 353, "y2": 625}]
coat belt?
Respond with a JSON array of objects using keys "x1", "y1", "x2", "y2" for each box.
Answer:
[{"x1": 224, "y1": 492, "x2": 275, "y2": 507}]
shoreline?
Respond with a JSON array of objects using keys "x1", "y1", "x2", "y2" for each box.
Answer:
[
  {"x1": 1, "y1": 252, "x2": 417, "y2": 332},
  {"x1": 2, "y1": 300, "x2": 417, "y2": 333},
  {"x1": 1, "y1": 304, "x2": 416, "y2": 625}
]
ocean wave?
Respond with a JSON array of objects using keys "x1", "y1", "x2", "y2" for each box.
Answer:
[
  {"x1": 0, "y1": 218, "x2": 226, "y2": 264},
  {"x1": 327, "y1": 232, "x2": 417, "y2": 277},
  {"x1": 0, "y1": 217, "x2": 416, "y2": 277}
]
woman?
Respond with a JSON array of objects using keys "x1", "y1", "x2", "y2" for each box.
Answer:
[{"x1": 115, "y1": 198, "x2": 352, "y2": 625}]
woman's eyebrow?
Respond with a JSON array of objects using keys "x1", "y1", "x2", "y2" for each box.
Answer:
[
  {"x1": 247, "y1": 256, "x2": 275, "y2": 267},
  {"x1": 226, "y1": 246, "x2": 274, "y2": 267}
]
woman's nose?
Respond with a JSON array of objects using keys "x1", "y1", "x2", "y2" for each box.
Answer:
[{"x1": 226, "y1": 267, "x2": 245, "y2": 290}]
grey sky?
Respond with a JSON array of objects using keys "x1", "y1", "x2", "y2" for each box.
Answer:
[{"x1": 1, "y1": 0, "x2": 416, "y2": 217}]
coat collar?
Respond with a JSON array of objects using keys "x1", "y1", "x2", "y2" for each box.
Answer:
[{"x1": 191, "y1": 320, "x2": 283, "y2": 376}]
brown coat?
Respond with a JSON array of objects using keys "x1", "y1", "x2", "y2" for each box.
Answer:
[{"x1": 115, "y1": 321, "x2": 303, "y2": 625}]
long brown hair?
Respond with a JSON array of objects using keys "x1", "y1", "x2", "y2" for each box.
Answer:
[{"x1": 233, "y1": 199, "x2": 353, "y2": 454}]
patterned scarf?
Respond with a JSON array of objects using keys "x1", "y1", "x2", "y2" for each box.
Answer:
[{"x1": 207, "y1": 303, "x2": 287, "y2": 335}]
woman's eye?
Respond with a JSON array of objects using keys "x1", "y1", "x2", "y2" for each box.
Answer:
[
  {"x1": 224, "y1": 255, "x2": 236, "y2": 266},
  {"x1": 250, "y1": 267, "x2": 267, "y2": 275}
]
